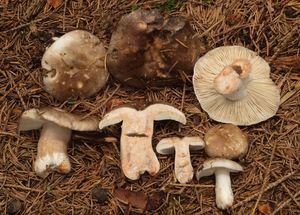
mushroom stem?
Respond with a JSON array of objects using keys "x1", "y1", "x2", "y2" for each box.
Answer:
[
  {"x1": 34, "y1": 122, "x2": 71, "y2": 178},
  {"x1": 214, "y1": 59, "x2": 251, "y2": 101},
  {"x1": 174, "y1": 143, "x2": 193, "y2": 184},
  {"x1": 215, "y1": 168, "x2": 234, "y2": 210},
  {"x1": 121, "y1": 133, "x2": 159, "y2": 180}
]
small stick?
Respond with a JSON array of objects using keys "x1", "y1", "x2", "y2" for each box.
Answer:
[
  {"x1": 271, "y1": 190, "x2": 300, "y2": 215},
  {"x1": 2, "y1": 19, "x2": 43, "y2": 33},
  {"x1": 251, "y1": 141, "x2": 276, "y2": 215},
  {"x1": 169, "y1": 183, "x2": 214, "y2": 188},
  {"x1": 81, "y1": 84, "x2": 120, "y2": 119},
  {"x1": 281, "y1": 183, "x2": 300, "y2": 208},
  {"x1": 231, "y1": 171, "x2": 297, "y2": 209}
]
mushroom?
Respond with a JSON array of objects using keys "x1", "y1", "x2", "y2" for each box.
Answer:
[
  {"x1": 99, "y1": 103, "x2": 186, "y2": 180},
  {"x1": 196, "y1": 124, "x2": 248, "y2": 209},
  {"x1": 193, "y1": 45, "x2": 280, "y2": 125},
  {"x1": 205, "y1": 124, "x2": 248, "y2": 159},
  {"x1": 41, "y1": 30, "x2": 108, "y2": 100},
  {"x1": 107, "y1": 9, "x2": 205, "y2": 88},
  {"x1": 156, "y1": 136, "x2": 205, "y2": 183},
  {"x1": 18, "y1": 107, "x2": 99, "y2": 178},
  {"x1": 196, "y1": 158, "x2": 243, "y2": 210}
]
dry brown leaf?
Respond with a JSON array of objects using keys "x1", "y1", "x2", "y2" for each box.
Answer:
[
  {"x1": 114, "y1": 188, "x2": 148, "y2": 212},
  {"x1": 47, "y1": 0, "x2": 62, "y2": 8},
  {"x1": 146, "y1": 191, "x2": 166, "y2": 210},
  {"x1": 258, "y1": 203, "x2": 272, "y2": 215}
]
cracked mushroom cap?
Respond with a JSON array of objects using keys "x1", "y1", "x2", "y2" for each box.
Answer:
[
  {"x1": 107, "y1": 9, "x2": 205, "y2": 88},
  {"x1": 41, "y1": 30, "x2": 108, "y2": 100},
  {"x1": 18, "y1": 107, "x2": 99, "y2": 132},
  {"x1": 204, "y1": 124, "x2": 248, "y2": 159},
  {"x1": 193, "y1": 46, "x2": 280, "y2": 125},
  {"x1": 196, "y1": 158, "x2": 243, "y2": 180}
]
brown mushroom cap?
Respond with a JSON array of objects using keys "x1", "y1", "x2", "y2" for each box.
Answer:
[
  {"x1": 204, "y1": 124, "x2": 248, "y2": 159},
  {"x1": 41, "y1": 30, "x2": 108, "y2": 100},
  {"x1": 107, "y1": 9, "x2": 205, "y2": 88}
]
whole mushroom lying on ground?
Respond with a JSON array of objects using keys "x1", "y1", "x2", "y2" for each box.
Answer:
[
  {"x1": 193, "y1": 45, "x2": 280, "y2": 125},
  {"x1": 196, "y1": 124, "x2": 248, "y2": 210},
  {"x1": 107, "y1": 9, "x2": 205, "y2": 88},
  {"x1": 99, "y1": 103, "x2": 186, "y2": 180},
  {"x1": 41, "y1": 30, "x2": 108, "y2": 100},
  {"x1": 18, "y1": 107, "x2": 99, "y2": 178},
  {"x1": 156, "y1": 136, "x2": 205, "y2": 184}
]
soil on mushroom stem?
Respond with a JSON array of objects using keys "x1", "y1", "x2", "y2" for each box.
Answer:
[{"x1": 0, "y1": 0, "x2": 299, "y2": 214}]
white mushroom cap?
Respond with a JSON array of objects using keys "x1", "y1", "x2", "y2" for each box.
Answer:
[
  {"x1": 156, "y1": 136, "x2": 205, "y2": 154},
  {"x1": 19, "y1": 107, "x2": 99, "y2": 132},
  {"x1": 196, "y1": 158, "x2": 243, "y2": 179},
  {"x1": 193, "y1": 45, "x2": 280, "y2": 126},
  {"x1": 41, "y1": 30, "x2": 108, "y2": 100}
]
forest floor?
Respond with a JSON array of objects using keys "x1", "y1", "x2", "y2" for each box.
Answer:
[{"x1": 0, "y1": 0, "x2": 299, "y2": 214}]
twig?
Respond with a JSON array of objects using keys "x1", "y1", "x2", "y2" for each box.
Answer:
[
  {"x1": 269, "y1": 25, "x2": 298, "y2": 64},
  {"x1": 2, "y1": 19, "x2": 43, "y2": 33},
  {"x1": 271, "y1": 190, "x2": 300, "y2": 215},
  {"x1": 169, "y1": 183, "x2": 214, "y2": 188},
  {"x1": 4, "y1": 184, "x2": 92, "y2": 193},
  {"x1": 231, "y1": 171, "x2": 297, "y2": 209},
  {"x1": 81, "y1": 84, "x2": 120, "y2": 119},
  {"x1": 251, "y1": 141, "x2": 276, "y2": 215},
  {"x1": 281, "y1": 183, "x2": 300, "y2": 208}
]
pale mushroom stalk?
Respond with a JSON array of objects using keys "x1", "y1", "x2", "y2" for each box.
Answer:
[
  {"x1": 156, "y1": 137, "x2": 204, "y2": 184},
  {"x1": 99, "y1": 104, "x2": 186, "y2": 180},
  {"x1": 214, "y1": 59, "x2": 251, "y2": 101},
  {"x1": 18, "y1": 107, "x2": 99, "y2": 178},
  {"x1": 35, "y1": 123, "x2": 71, "y2": 178},
  {"x1": 196, "y1": 158, "x2": 243, "y2": 210},
  {"x1": 175, "y1": 143, "x2": 193, "y2": 183},
  {"x1": 215, "y1": 168, "x2": 234, "y2": 209}
]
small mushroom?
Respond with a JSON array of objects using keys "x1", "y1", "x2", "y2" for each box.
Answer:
[
  {"x1": 107, "y1": 9, "x2": 205, "y2": 88},
  {"x1": 196, "y1": 158, "x2": 243, "y2": 210},
  {"x1": 18, "y1": 107, "x2": 99, "y2": 178},
  {"x1": 193, "y1": 45, "x2": 280, "y2": 125},
  {"x1": 205, "y1": 124, "x2": 248, "y2": 159},
  {"x1": 41, "y1": 30, "x2": 108, "y2": 100},
  {"x1": 156, "y1": 136, "x2": 205, "y2": 183},
  {"x1": 99, "y1": 103, "x2": 186, "y2": 180}
]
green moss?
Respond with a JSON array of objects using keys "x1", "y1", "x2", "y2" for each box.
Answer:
[{"x1": 159, "y1": 0, "x2": 178, "y2": 12}]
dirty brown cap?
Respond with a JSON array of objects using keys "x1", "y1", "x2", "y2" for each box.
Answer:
[
  {"x1": 41, "y1": 30, "x2": 108, "y2": 100},
  {"x1": 204, "y1": 124, "x2": 248, "y2": 159}
]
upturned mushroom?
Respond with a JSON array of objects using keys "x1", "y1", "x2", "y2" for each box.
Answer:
[
  {"x1": 99, "y1": 103, "x2": 186, "y2": 180},
  {"x1": 196, "y1": 158, "x2": 243, "y2": 210},
  {"x1": 156, "y1": 136, "x2": 205, "y2": 184},
  {"x1": 107, "y1": 9, "x2": 205, "y2": 88},
  {"x1": 193, "y1": 45, "x2": 280, "y2": 125},
  {"x1": 41, "y1": 30, "x2": 108, "y2": 100},
  {"x1": 18, "y1": 107, "x2": 99, "y2": 178}
]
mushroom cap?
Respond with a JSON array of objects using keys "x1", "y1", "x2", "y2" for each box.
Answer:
[
  {"x1": 41, "y1": 30, "x2": 108, "y2": 100},
  {"x1": 196, "y1": 158, "x2": 243, "y2": 180},
  {"x1": 205, "y1": 124, "x2": 248, "y2": 159},
  {"x1": 107, "y1": 9, "x2": 205, "y2": 88},
  {"x1": 193, "y1": 45, "x2": 280, "y2": 125},
  {"x1": 156, "y1": 136, "x2": 205, "y2": 154},
  {"x1": 19, "y1": 107, "x2": 99, "y2": 131},
  {"x1": 99, "y1": 103, "x2": 187, "y2": 130}
]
